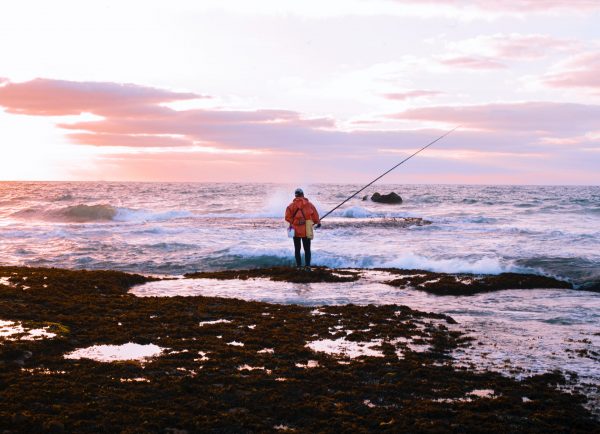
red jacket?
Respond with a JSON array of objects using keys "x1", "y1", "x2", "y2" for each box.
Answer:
[{"x1": 285, "y1": 197, "x2": 320, "y2": 238}]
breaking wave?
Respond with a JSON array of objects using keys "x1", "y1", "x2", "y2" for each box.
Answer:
[
  {"x1": 380, "y1": 254, "x2": 514, "y2": 275},
  {"x1": 59, "y1": 204, "x2": 117, "y2": 222},
  {"x1": 205, "y1": 246, "x2": 518, "y2": 276},
  {"x1": 13, "y1": 204, "x2": 194, "y2": 223},
  {"x1": 113, "y1": 208, "x2": 194, "y2": 223},
  {"x1": 339, "y1": 206, "x2": 381, "y2": 218},
  {"x1": 196, "y1": 205, "x2": 413, "y2": 220}
]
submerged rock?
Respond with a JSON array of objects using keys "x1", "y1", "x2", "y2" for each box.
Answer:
[{"x1": 371, "y1": 192, "x2": 402, "y2": 204}]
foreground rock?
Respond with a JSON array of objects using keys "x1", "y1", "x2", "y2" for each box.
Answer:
[
  {"x1": 371, "y1": 192, "x2": 403, "y2": 204},
  {"x1": 185, "y1": 266, "x2": 360, "y2": 283},
  {"x1": 378, "y1": 269, "x2": 573, "y2": 295},
  {"x1": 186, "y1": 266, "x2": 574, "y2": 295},
  {"x1": 0, "y1": 266, "x2": 597, "y2": 433}
]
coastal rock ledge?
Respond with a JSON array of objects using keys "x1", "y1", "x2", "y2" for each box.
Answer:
[{"x1": 0, "y1": 265, "x2": 597, "y2": 433}]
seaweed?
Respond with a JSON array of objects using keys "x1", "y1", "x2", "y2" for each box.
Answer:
[
  {"x1": 0, "y1": 265, "x2": 597, "y2": 432},
  {"x1": 185, "y1": 266, "x2": 361, "y2": 283},
  {"x1": 378, "y1": 268, "x2": 573, "y2": 296}
]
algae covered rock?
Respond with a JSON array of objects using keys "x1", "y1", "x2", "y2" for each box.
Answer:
[
  {"x1": 0, "y1": 265, "x2": 598, "y2": 433},
  {"x1": 381, "y1": 269, "x2": 573, "y2": 295},
  {"x1": 185, "y1": 266, "x2": 360, "y2": 283}
]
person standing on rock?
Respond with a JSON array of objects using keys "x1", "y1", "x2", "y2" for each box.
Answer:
[{"x1": 285, "y1": 188, "x2": 321, "y2": 270}]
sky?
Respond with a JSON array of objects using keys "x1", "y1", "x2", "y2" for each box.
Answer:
[{"x1": 0, "y1": 0, "x2": 599, "y2": 184}]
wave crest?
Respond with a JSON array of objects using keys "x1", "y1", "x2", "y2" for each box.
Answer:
[
  {"x1": 14, "y1": 204, "x2": 195, "y2": 223},
  {"x1": 59, "y1": 204, "x2": 117, "y2": 222}
]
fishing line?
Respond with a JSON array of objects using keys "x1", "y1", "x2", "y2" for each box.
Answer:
[{"x1": 320, "y1": 125, "x2": 460, "y2": 221}]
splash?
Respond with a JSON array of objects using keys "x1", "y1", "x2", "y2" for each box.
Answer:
[{"x1": 382, "y1": 253, "x2": 512, "y2": 275}]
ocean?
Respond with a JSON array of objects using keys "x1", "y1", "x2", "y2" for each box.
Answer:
[
  {"x1": 1, "y1": 182, "x2": 598, "y2": 288},
  {"x1": 1, "y1": 181, "x2": 600, "y2": 411}
]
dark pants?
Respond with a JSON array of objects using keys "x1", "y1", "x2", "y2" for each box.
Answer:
[{"x1": 293, "y1": 237, "x2": 311, "y2": 267}]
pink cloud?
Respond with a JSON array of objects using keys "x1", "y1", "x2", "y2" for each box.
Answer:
[
  {"x1": 55, "y1": 109, "x2": 335, "y2": 150},
  {"x1": 452, "y1": 34, "x2": 578, "y2": 61},
  {"x1": 350, "y1": 120, "x2": 382, "y2": 125},
  {"x1": 394, "y1": 0, "x2": 600, "y2": 12},
  {"x1": 0, "y1": 78, "x2": 335, "y2": 151},
  {"x1": 66, "y1": 133, "x2": 193, "y2": 148},
  {"x1": 382, "y1": 90, "x2": 443, "y2": 100},
  {"x1": 492, "y1": 34, "x2": 577, "y2": 59},
  {"x1": 543, "y1": 51, "x2": 600, "y2": 90},
  {"x1": 440, "y1": 56, "x2": 506, "y2": 70},
  {"x1": 390, "y1": 102, "x2": 600, "y2": 134},
  {"x1": 0, "y1": 78, "x2": 204, "y2": 116},
  {"x1": 1, "y1": 77, "x2": 598, "y2": 184}
]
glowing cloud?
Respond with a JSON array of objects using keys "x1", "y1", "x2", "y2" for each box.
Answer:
[
  {"x1": 394, "y1": 0, "x2": 600, "y2": 12},
  {"x1": 448, "y1": 34, "x2": 578, "y2": 61},
  {"x1": 0, "y1": 78, "x2": 335, "y2": 151},
  {"x1": 382, "y1": 90, "x2": 443, "y2": 101},
  {"x1": 0, "y1": 78, "x2": 203, "y2": 116},
  {"x1": 440, "y1": 56, "x2": 506, "y2": 70},
  {"x1": 543, "y1": 51, "x2": 600, "y2": 90},
  {"x1": 390, "y1": 102, "x2": 600, "y2": 135},
  {"x1": 1, "y1": 77, "x2": 599, "y2": 184}
]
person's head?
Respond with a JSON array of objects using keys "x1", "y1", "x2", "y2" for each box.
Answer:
[{"x1": 294, "y1": 187, "x2": 304, "y2": 197}]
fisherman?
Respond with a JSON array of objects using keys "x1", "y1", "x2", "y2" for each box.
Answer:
[{"x1": 285, "y1": 188, "x2": 321, "y2": 270}]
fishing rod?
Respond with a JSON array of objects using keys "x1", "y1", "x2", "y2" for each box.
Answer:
[{"x1": 319, "y1": 125, "x2": 460, "y2": 221}]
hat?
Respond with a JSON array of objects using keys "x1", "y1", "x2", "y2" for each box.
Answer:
[{"x1": 294, "y1": 188, "x2": 304, "y2": 196}]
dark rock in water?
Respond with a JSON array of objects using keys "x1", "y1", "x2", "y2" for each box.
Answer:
[
  {"x1": 362, "y1": 195, "x2": 369, "y2": 201},
  {"x1": 579, "y1": 280, "x2": 600, "y2": 292},
  {"x1": 185, "y1": 266, "x2": 360, "y2": 284},
  {"x1": 380, "y1": 269, "x2": 573, "y2": 296},
  {"x1": 371, "y1": 192, "x2": 402, "y2": 204}
]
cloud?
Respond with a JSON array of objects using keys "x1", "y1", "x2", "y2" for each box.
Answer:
[
  {"x1": 393, "y1": 0, "x2": 600, "y2": 12},
  {"x1": 389, "y1": 101, "x2": 600, "y2": 135},
  {"x1": 439, "y1": 56, "x2": 506, "y2": 70},
  {"x1": 448, "y1": 33, "x2": 578, "y2": 61},
  {"x1": 65, "y1": 133, "x2": 193, "y2": 148},
  {"x1": 382, "y1": 90, "x2": 443, "y2": 100},
  {"x1": 542, "y1": 51, "x2": 600, "y2": 90},
  {"x1": 56, "y1": 109, "x2": 336, "y2": 150},
  {"x1": 1, "y1": 77, "x2": 598, "y2": 184},
  {"x1": 0, "y1": 78, "x2": 204, "y2": 116},
  {"x1": 0, "y1": 78, "x2": 335, "y2": 151}
]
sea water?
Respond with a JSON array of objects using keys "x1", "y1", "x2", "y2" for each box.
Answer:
[
  {"x1": 0, "y1": 182, "x2": 598, "y2": 288},
  {"x1": 1, "y1": 182, "x2": 599, "y2": 412}
]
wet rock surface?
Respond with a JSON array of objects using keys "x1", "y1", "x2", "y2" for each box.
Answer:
[
  {"x1": 322, "y1": 217, "x2": 431, "y2": 229},
  {"x1": 185, "y1": 266, "x2": 361, "y2": 283},
  {"x1": 379, "y1": 269, "x2": 574, "y2": 295},
  {"x1": 1, "y1": 265, "x2": 598, "y2": 432},
  {"x1": 185, "y1": 266, "x2": 573, "y2": 295}
]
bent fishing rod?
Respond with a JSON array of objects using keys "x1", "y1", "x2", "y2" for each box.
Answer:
[{"x1": 319, "y1": 125, "x2": 460, "y2": 221}]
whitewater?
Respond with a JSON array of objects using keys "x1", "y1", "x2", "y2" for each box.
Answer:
[{"x1": 0, "y1": 182, "x2": 598, "y2": 288}]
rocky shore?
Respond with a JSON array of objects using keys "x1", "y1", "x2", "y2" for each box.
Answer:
[
  {"x1": 185, "y1": 266, "x2": 577, "y2": 295},
  {"x1": 1, "y1": 265, "x2": 598, "y2": 432}
]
